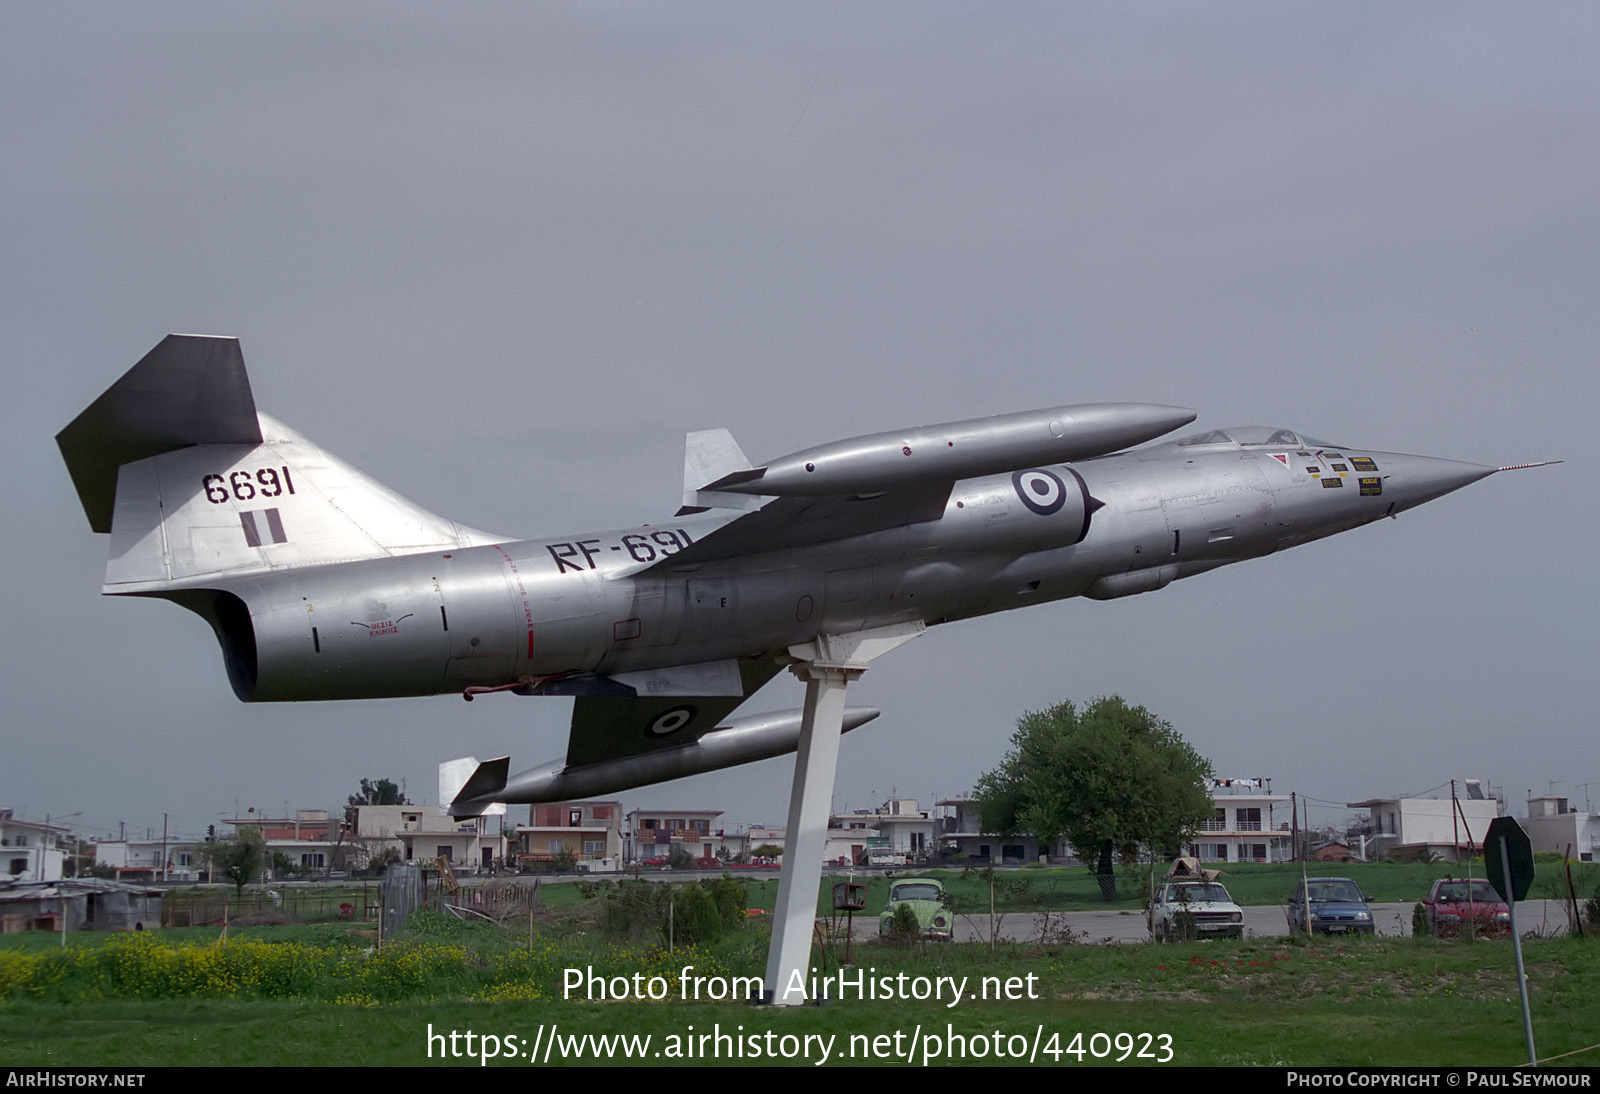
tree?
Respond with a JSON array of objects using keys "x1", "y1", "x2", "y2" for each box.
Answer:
[
  {"x1": 973, "y1": 696, "x2": 1213, "y2": 900},
  {"x1": 201, "y1": 828, "x2": 267, "y2": 898},
  {"x1": 344, "y1": 777, "x2": 410, "y2": 827}
]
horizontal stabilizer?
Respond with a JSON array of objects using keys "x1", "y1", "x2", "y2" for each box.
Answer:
[
  {"x1": 680, "y1": 428, "x2": 766, "y2": 513},
  {"x1": 442, "y1": 756, "x2": 509, "y2": 817},
  {"x1": 58, "y1": 335, "x2": 262, "y2": 532}
]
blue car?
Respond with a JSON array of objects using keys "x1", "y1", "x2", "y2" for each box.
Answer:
[{"x1": 1287, "y1": 877, "x2": 1375, "y2": 935}]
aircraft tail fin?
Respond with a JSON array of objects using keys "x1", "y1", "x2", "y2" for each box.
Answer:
[
  {"x1": 678, "y1": 428, "x2": 766, "y2": 514},
  {"x1": 441, "y1": 756, "x2": 508, "y2": 818},
  {"x1": 58, "y1": 335, "x2": 263, "y2": 534},
  {"x1": 58, "y1": 335, "x2": 506, "y2": 593}
]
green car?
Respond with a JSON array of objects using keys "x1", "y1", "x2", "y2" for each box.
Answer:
[{"x1": 878, "y1": 877, "x2": 952, "y2": 940}]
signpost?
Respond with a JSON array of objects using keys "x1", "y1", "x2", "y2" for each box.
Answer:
[{"x1": 1485, "y1": 816, "x2": 1536, "y2": 1066}]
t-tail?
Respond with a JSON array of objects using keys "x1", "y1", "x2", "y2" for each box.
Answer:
[{"x1": 57, "y1": 334, "x2": 504, "y2": 596}]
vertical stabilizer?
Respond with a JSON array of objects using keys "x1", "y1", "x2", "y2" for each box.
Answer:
[{"x1": 59, "y1": 335, "x2": 507, "y2": 592}]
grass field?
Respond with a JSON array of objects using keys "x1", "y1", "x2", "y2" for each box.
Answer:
[{"x1": 2, "y1": 880, "x2": 1598, "y2": 1068}]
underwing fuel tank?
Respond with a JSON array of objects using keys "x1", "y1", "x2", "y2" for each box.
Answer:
[
  {"x1": 702, "y1": 403, "x2": 1196, "y2": 497},
  {"x1": 447, "y1": 706, "x2": 880, "y2": 812}
]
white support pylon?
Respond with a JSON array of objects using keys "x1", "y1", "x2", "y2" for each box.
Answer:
[{"x1": 763, "y1": 622, "x2": 923, "y2": 1005}]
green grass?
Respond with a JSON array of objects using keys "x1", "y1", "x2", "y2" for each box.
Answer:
[
  {"x1": 2, "y1": 897, "x2": 1598, "y2": 1068},
  {"x1": 2, "y1": 932, "x2": 1596, "y2": 1066}
]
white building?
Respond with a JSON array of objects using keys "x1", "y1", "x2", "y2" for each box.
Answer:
[
  {"x1": 1349, "y1": 781, "x2": 1502, "y2": 862},
  {"x1": 1189, "y1": 778, "x2": 1291, "y2": 864},
  {"x1": 355, "y1": 805, "x2": 505, "y2": 872},
  {"x1": 831, "y1": 799, "x2": 936, "y2": 864},
  {"x1": 1523, "y1": 796, "x2": 1599, "y2": 862},
  {"x1": 935, "y1": 799, "x2": 1054, "y2": 864},
  {"x1": 1, "y1": 811, "x2": 68, "y2": 883},
  {"x1": 93, "y1": 838, "x2": 203, "y2": 881}
]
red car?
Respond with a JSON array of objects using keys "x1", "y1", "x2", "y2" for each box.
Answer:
[{"x1": 1420, "y1": 877, "x2": 1512, "y2": 938}]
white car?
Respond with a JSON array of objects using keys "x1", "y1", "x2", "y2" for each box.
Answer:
[{"x1": 1149, "y1": 880, "x2": 1244, "y2": 942}]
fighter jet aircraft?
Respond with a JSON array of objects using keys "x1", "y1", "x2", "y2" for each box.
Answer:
[{"x1": 58, "y1": 335, "x2": 1538, "y2": 815}]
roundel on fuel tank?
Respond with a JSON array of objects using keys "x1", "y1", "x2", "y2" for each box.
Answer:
[{"x1": 1010, "y1": 467, "x2": 1100, "y2": 544}]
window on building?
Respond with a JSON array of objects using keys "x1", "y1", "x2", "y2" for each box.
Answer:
[{"x1": 1237, "y1": 808, "x2": 1262, "y2": 832}]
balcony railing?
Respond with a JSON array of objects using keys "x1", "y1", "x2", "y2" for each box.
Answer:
[{"x1": 1198, "y1": 819, "x2": 1263, "y2": 832}]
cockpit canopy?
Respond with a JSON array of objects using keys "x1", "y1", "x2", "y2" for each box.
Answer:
[{"x1": 1173, "y1": 426, "x2": 1343, "y2": 449}]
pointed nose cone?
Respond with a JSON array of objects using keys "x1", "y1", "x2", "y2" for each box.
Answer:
[{"x1": 1381, "y1": 454, "x2": 1497, "y2": 514}]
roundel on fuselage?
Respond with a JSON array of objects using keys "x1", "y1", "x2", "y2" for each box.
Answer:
[
  {"x1": 1012, "y1": 468, "x2": 1066, "y2": 514},
  {"x1": 1010, "y1": 467, "x2": 1095, "y2": 544}
]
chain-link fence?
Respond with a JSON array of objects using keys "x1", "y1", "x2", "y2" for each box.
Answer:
[{"x1": 159, "y1": 884, "x2": 384, "y2": 927}]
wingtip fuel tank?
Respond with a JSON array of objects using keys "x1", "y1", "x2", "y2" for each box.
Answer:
[
  {"x1": 446, "y1": 706, "x2": 881, "y2": 814},
  {"x1": 703, "y1": 402, "x2": 1196, "y2": 497}
]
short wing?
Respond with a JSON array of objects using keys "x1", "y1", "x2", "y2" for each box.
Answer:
[
  {"x1": 564, "y1": 657, "x2": 784, "y2": 767},
  {"x1": 649, "y1": 481, "x2": 954, "y2": 569}
]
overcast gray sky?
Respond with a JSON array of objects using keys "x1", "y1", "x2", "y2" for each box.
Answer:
[{"x1": 5, "y1": 4, "x2": 1594, "y2": 847}]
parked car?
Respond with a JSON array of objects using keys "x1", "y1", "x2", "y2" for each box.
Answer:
[
  {"x1": 1286, "y1": 877, "x2": 1375, "y2": 936},
  {"x1": 878, "y1": 877, "x2": 952, "y2": 940},
  {"x1": 1419, "y1": 877, "x2": 1511, "y2": 938},
  {"x1": 1149, "y1": 880, "x2": 1244, "y2": 941}
]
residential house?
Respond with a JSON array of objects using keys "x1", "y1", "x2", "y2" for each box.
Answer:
[
  {"x1": 1523, "y1": 796, "x2": 1599, "y2": 862},
  {"x1": 355, "y1": 805, "x2": 506, "y2": 872},
  {"x1": 1189, "y1": 778, "x2": 1291, "y2": 864},
  {"x1": 0, "y1": 811, "x2": 68, "y2": 883},
  {"x1": 831, "y1": 799, "x2": 936, "y2": 864},
  {"x1": 516, "y1": 801, "x2": 623, "y2": 870},
  {"x1": 935, "y1": 798, "x2": 1052, "y2": 864},
  {"x1": 1348, "y1": 780, "x2": 1502, "y2": 861},
  {"x1": 94, "y1": 837, "x2": 205, "y2": 882},
  {"x1": 224, "y1": 809, "x2": 344, "y2": 876},
  {"x1": 626, "y1": 809, "x2": 726, "y2": 864}
]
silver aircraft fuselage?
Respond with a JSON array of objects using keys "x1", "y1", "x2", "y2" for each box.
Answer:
[{"x1": 219, "y1": 433, "x2": 1491, "y2": 703}]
